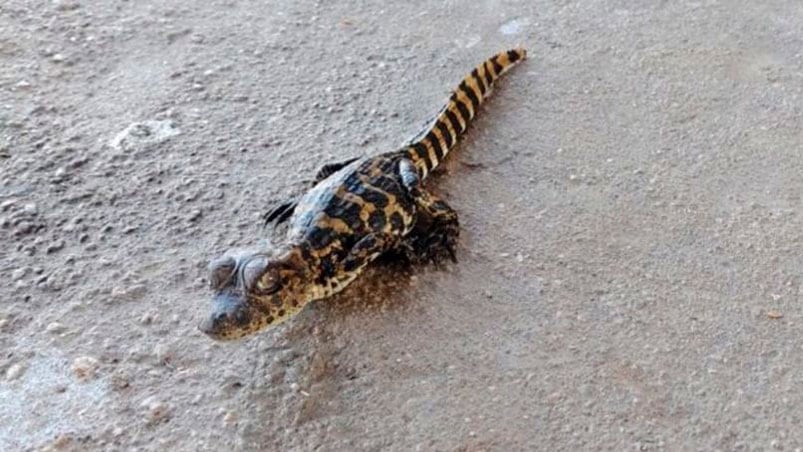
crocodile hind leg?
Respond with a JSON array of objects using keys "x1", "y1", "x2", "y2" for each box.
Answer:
[
  {"x1": 263, "y1": 200, "x2": 297, "y2": 227},
  {"x1": 314, "y1": 157, "x2": 359, "y2": 182},
  {"x1": 394, "y1": 159, "x2": 460, "y2": 264},
  {"x1": 405, "y1": 192, "x2": 460, "y2": 264}
]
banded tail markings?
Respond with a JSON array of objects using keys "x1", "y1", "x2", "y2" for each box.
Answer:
[
  {"x1": 405, "y1": 47, "x2": 526, "y2": 177},
  {"x1": 445, "y1": 101, "x2": 467, "y2": 133}
]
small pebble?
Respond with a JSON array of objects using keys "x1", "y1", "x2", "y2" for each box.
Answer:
[
  {"x1": 1, "y1": 199, "x2": 16, "y2": 210},
  {"x1": 11, "y1": 268, "x2": 28, "y2": 281},
  {"x1": 46, "y1": 240, "x2": 65, "y2": 254},
  {"x1": 111, "y1": 371, "x2": 130, "y2": 390},
  {"x1": 111, "y1": 284, "x2": 147, "y2": 301},
  {"x1": 188, "y1": 209, "x2": 202, "y2": 222},
  {"x1": 46, "y1": 322, "x2": 65, "y2": 333},
  {"x1": 72, "y1": 356, "x2": 99, "y2": 381},
  {"x1": 153, "y1": 343, "x2": 171, "y2": 363},
  {"x1": 141, "y1": 397, "x2": 170, "y2": 423},
  {"x1": 6, "y1": 362, "x2": 26, "y2": 381},
  {"x1": 223, "y1": 411, "x2": 237, "y2": 426},
  {"x1": 22, "y1": 203, "x2": 38, "y2": 215},
  {"x1": 45, "y1": 435, "x2": 73, "y2": 450},
  {"x1": 51, "y1": 53, "x2": 66, "y2": 63}
]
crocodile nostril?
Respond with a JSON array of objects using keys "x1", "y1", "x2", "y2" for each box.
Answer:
[
  {"x1": 214, "y1": 312, "x2": 228, "y2": 323},
  {"x1": 235, "y1": 310, "x2": 249, "y2": 325}
]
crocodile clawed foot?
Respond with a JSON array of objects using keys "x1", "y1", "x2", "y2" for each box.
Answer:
[
  {"x1": 425, "y1": 230, "x2": 458, "y2": 265},
  {"x1": 405, "y1": 226, "x2": 458, "y2": 266}
]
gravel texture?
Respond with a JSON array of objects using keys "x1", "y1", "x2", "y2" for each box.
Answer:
[{"x1": 1, "y1": 0, "x2": 802, "y2": 451}]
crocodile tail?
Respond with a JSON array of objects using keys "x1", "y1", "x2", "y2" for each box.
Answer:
[{"x1": 404, "y1": 47, "x2": 527, "y2": 178}]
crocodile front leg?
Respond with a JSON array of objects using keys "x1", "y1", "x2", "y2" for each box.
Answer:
[{"x1": 310, "y1": 232, "x2": 395, "y2": 299}]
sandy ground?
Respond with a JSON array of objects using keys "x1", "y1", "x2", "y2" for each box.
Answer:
[{"x1": 2, "y1": 0, "x2": 803, "y2": 450}]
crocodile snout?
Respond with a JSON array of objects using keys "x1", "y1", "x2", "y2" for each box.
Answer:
[{"x1": 199, "y1": 292, "x2": 251, "y2": 340}]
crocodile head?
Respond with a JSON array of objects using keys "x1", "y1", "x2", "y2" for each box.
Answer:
[{"x1": 199, "y1": 248, "x2": 309, "y2": 340}]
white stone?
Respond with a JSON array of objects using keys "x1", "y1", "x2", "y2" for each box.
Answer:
[{"x1": 72, "y1": 356, "x2": 99, "y2": 380}]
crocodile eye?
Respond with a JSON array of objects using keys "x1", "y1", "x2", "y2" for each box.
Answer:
[
  {"x1": 255, "y1": 268, "x2": 281, "y2": 294},
  {"x1": 243, "y1": 256, "x2": 279, "y2": 293},
  {"x1": 208, "y1": 256, "x2": 236, "y2": 289}
]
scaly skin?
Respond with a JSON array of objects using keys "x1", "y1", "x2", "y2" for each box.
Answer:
[{"x1": 200, "y1": 48, "x2": 527, "y2": 340}]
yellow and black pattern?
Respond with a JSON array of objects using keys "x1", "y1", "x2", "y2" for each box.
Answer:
[
  {"x1": 200, "y1": 48, "x2": 527, "y2": 340},
  {"x1": 405, "y1": 47, "x2": 527, "y2": 178}
]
